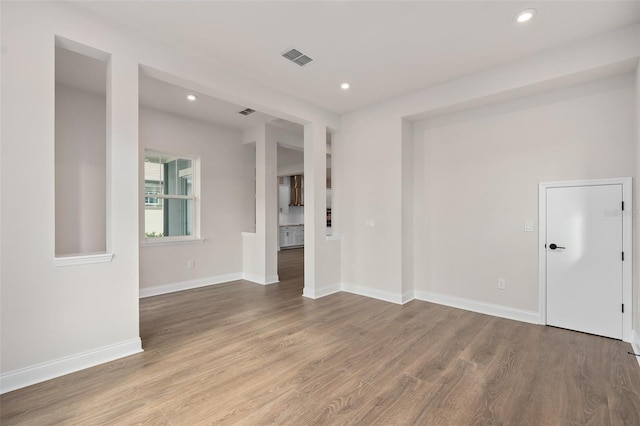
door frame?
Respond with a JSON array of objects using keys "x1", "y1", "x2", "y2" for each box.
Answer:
[{"x1": 538, "y1": 177, "x2": 633, "y2": 342}]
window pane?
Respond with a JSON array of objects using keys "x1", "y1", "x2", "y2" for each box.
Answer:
[
  {"x1": 144, "y1": 198, "x2": 164, "y2": 238},
  {"x1": 176, "y1": 159, "x2": 192, "y2": 196},
  {"x1": 144, "y1": 198, "x2": 193, "y2": 238},
  {"x1": 144, "y1": 154, "x2": 164, "y2": 193},
  {"x1": 144, "y1": 181, "x2": 162, "y2": 206},
  {"x1": 144, "y1": 154, "x2": 193, "y2": 197}
]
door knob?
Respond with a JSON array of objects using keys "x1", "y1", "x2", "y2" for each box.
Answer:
[{"x1": 549, "y1": 243, "x2": 565, "y2": 250}]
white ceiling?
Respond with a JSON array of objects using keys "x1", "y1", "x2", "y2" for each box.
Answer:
[
  {"x1": 139, "y1": 75, "x2": 280, "y2": 130},
  {"x1": 56, "y1": 47, "x2": 299, "y2": 131},
  {"x1": 72, "y1": 1, "x2": 640, "y2": 114},
  {"x1": 56, "y1": 47, "x2": 309, "y2": 171},
  {"x1": 278, "y1": 146, "x2": 304, "y2": 168}
]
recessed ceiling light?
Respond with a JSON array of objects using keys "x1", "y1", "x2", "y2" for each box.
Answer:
[
  {"x1": 515, "y1": 9, "x2": 536, "y2": 23},
  {"x1": 186, "y1": 94, "x2": 197, "y2": 101},
  {"x1": 340, "y1": 82, "x2": 351, "y2": 90}
]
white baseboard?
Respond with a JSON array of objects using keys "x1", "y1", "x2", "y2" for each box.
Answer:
[
  {"x1": 341, "y1": 283, "x2": 405, "y2": 305},
  {"x1": 242, "y1": 273, "x2": 279, "y2": 285},
  {"x1": 0, "y1": 338, "x2": 142, "y2": 395},
  {"x1": 302, "y1": 284, "x2": 341, "y2": 299},
  {"x1": 304, "y1": 285, "x2": 412, "y2": 304},
  {"x1": 140, "y1": 273, "x2": 243, "y2": 298},
  {"x1": 402, "y1": 291, "x2": 415, "y2": 305},
  {"x1": 415, "y1": 291, "x2": 539, "y2": 324}
]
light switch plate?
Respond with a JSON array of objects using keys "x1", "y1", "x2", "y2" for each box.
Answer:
[{"x1": 524, "y1": 221, "x2": 534, "y2": 232}]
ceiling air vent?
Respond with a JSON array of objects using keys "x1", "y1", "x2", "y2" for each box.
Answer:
[
  {"x1": 282, "y1": 47, "x2": 313, "y2": 67},
  {"x1": 238, "y1": 108, "x2": 255, "y2": 116}
]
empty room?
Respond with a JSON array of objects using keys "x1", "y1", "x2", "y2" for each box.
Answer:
[{"x1": 1, "y1": 1, "x2": 640, "y2": 424}]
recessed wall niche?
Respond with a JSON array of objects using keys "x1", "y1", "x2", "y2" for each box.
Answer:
[{"x1": 55, "y1": 40, "x2": 109, "y2": 256}]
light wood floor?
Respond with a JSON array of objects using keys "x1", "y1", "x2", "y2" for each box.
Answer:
[{"x1": 2, "y1": 248, "x2": 640, "y2": 424}]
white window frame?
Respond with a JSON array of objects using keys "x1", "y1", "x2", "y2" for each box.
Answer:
[{"x1": 143, "y1": 150, "x2": 200, "y2": 244}]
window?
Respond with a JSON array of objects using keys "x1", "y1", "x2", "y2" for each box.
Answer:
[{"x1": 144, "y1": 151, "x2": 197, "y2": 240}]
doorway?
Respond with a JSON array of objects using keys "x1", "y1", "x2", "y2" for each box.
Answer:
[
  {"x1": 538, "y1": 178, "x2": 632, "y2": 340},
  {"x1": 275, "y1": 124, "x2": 305, "y2": 284}
]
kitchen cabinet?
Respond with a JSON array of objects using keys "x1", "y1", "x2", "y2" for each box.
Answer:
[
  {"x1": 280, "y1": 225, "x2": 304, "y2": 248},
  {"x1": 294, "y1": 225, "x2": 304, "y2": 246},
  {"x1": 280, "y1": 226, "x2": 296, "y2": 248},
  {"x1": 279, "y1": 184, "x2": 290, "y2": 214}
]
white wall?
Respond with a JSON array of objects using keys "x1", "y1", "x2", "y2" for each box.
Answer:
[
  {"x1": 636, "y1": 61, "x2": 640, "y2": 336},
  {"x1": 304, "y1": 122, "x2": 342, "y2": 298},
  {"x1": 139, "y1": 107, "x2": 251, "y2": 291},
  {"x1": 1, "y1": 2, "x2": 142, "y2": 392},
  {"x1": 55, "y1": 84, "x2": 107, "y2": 255},
  {"x1": 337, "y1": 109, "x2": 403, "y2": 301},
  {"x1": 1, "y1": 1, "x2": 339, "y2": 393},
  {"x1": 401, "y1": 118, "x2": 414, "y2": 303},
  {"x1": 280, "y1": 205, "x2": 304, "y2": 226},
  {"x1": 336, "y1": 24, "x2": 639, "y2": 312},
  {"x1": 414, "y1": 74, "x2": 636, "y2": 312},
  {"x1": 241, "y1": 124, "x2": 279, "y2": 284},
  {"x1": 2, "y1": 0, "x2": 636, "y2": 394}
]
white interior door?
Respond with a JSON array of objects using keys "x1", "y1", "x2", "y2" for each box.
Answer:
[{"x1": 546, "y1": 184, "x2": 623, "y2": 339}]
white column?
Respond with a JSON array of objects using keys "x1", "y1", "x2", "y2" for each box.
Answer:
[
  {"x1": 401, "y1": 118, "x2": 414, "y2": 303},
  {"x1": 634, "y1": 61, "x2": 640, "y2": 337},
  {"x1": 263, "y1": 125, "x2": 279, "y2": 281},
  {"x1": 303, "y1": 122, "x2": 327, "y2": 296},
  {"x1": 107, "y1": 53, "x2": 141, "y2": 336},
  {"x1": 242, "y1": 124, "x2": 278, "y2": 284}
]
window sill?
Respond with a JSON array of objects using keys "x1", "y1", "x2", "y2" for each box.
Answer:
[
  {"x1": 55, "y1": 252, "x2": 114, "y2": 267},
  {"x1": 141, "y1": 238, "x2": 205, "y2": 247}
]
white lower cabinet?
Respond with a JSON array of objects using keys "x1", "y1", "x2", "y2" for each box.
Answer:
[
  {"x1": 280, "y1": 225, "x2": 303, "y2": 248},
  {"x1": 294, "y1": 226, "x2": 304, "y2": 246}
]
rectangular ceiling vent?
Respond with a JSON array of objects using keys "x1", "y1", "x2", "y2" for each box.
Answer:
[
  {"x1": 282, "y1": 47, "x2": 313, "y2": 67},
  {"x1": 238, "y1": 108, "x2": 255, "y2": 116}
]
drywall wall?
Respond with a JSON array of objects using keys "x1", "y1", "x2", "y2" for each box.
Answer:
[
  {"x1": 241, "y1": 124, "x2": 279, "y2": 284},
  {"x1": 139, "y1": 107, "x2": 251, "y2": 291},
  {"x1": 401, "y1": 118, "x2": 414, "y2": 303},
  {"x1": 636, "y1": 61, "x2": 640, "y2": 336},
  {"x1": 1, "y1": 2, "x2": 142, "y2": 392},
  {"x1": 413, "y1": 74, "x2": 636, "y2": 313},
  {"x1": 242, "y1": 144, "x2": 256, "y2": 233},
  {"x1": 55, "y1": 84, "x2": 107, "y2": 255},
  {"x1": 337, "y1": 109, "x2": 403, "y2": 302},
  {"x1": 336, "y1": 24, "x2": 639, "y2": 309},
  {"x1": 1, "y1": 0, "x2": 339, "y2": 392},
  {"x1": 304, "y1": 122, "x2": 343, "y2": 297},
  {"x1": 275, "y1": 125, "x2": 304, "y2": 177}
]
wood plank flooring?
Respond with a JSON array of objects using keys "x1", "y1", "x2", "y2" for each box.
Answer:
[{"x1": 2, "y1": 247, "x2": 640, "y2": 424}]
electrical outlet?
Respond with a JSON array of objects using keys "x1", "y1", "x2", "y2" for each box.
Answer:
[
  {"x1": 187, "y1": 260, "x2": 195, "y2": 269},
  {"x1": 497, "y1": 278, "x2": 505, "y2": 290}
]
